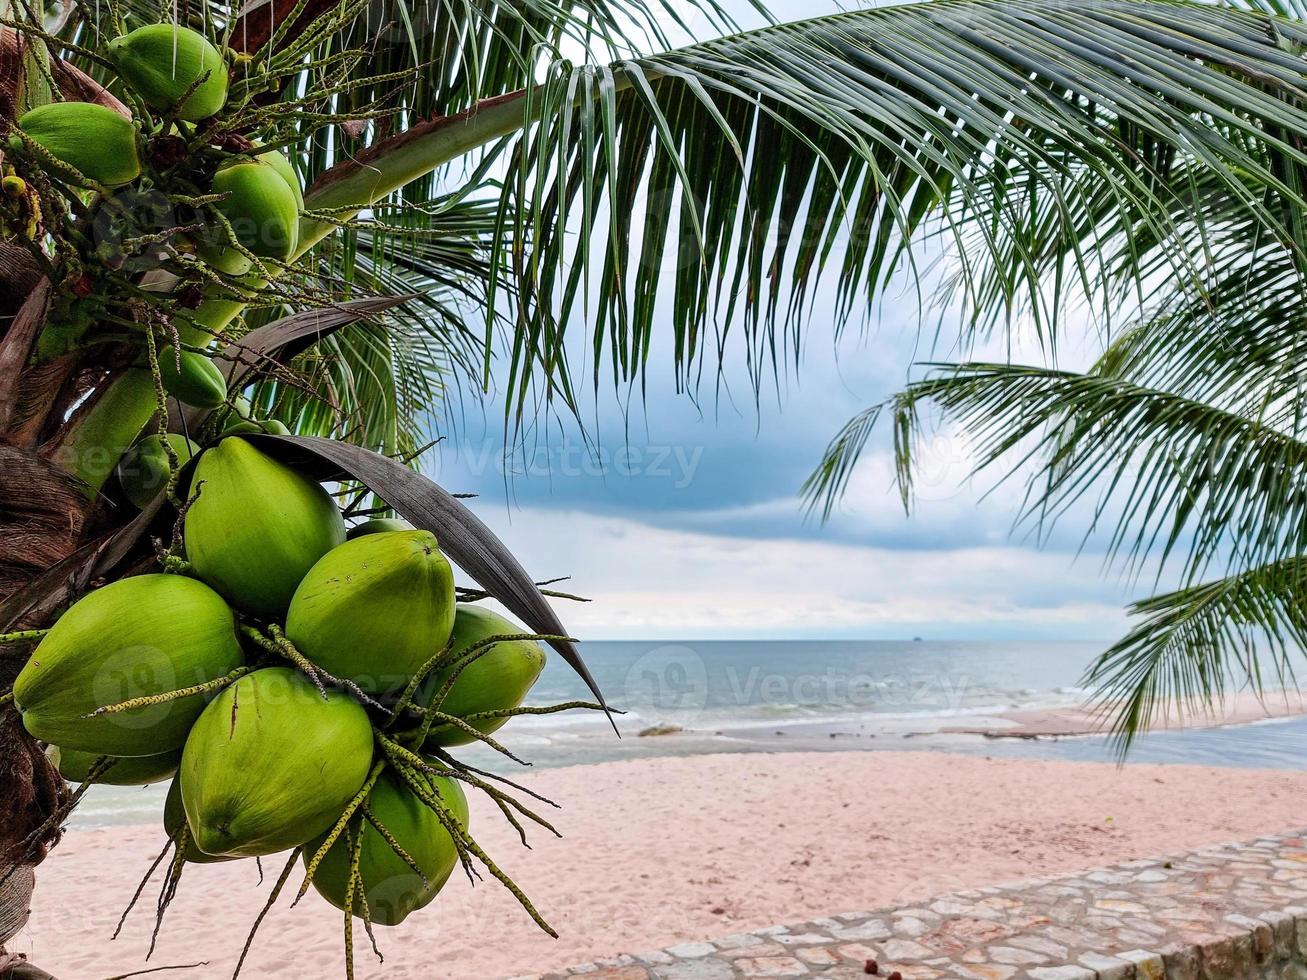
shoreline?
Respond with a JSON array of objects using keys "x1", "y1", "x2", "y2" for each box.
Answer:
[
  {"x1": 21, "y1": 750, "x2": 1307, "y2": 979},
  {"x1": 933, "y1": 687, "x2": 1307, "y2": 739},
  {"x1": 68, "y1": 688, "x2": 1307, "y2": 833}
]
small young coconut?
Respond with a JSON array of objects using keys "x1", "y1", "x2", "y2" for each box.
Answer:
[
  {"x1": 158, "y1": 346, "x2": 227, "y2": 409},
  {"x1": 108, "y1": 24, "x2": 229, "y2": 120},
  {"x1": 222, "y1": 418, "x2": 289, "y2": 435},
  {"x1": 115, "y1": 433, "x2": 198, "y2": 509}
]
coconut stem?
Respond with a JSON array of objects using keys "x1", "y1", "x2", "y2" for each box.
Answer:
[
  {"x1": 0, "y1": 628, "x2": 48, "y2": 646},
  {"x1": 348, "y1": 824, "x2": 383, "y2": 964},
  {"x1": 459, "y1": 581, "x2": 592, "y2": 605},
  {"x1": 391, "y1": 760, "x2": 558, "y2": 938},
  {"x1": 389, "y1": 632, "x2": 572, "y2": 727},
  {"x1": 139, "y1": 319, "x2": 187, "y2": 512},
  {"x1": 86, "y1": 665, "x2": 250, "y2": 716},
  {"x1": 359, "y1": 802, "x2": 426, "y2": 884},
  {"x1": 462, "y1": 700, "x2": 611, "y2": 722},
  {"x1": 297, "y1": 760, "x2": 386, "y2": 903},
  {"x1": 385, "y1": 638, "x2": 453, "y2": 721},
  {"x1": 491, "y1": 796, "x2": 531, "y2": 847},
  {"x1": 388, "y1": 763, "x2": 475, "y2": 883},
  {"x1": 148, "y1": 837, "x2": 188, "y2": 960},
  {"x1": 439, "y1": 764, "x2": 561, "y2": 841},
  {"x1": 115, "y1": 828, "x2": 182, "y2": 940},
  {"x1": 402, "y1": 633, "x2": 572, "y2": 746},
  {"x1": 0, "y1": 753, "x2": 109, "y2": 876},
  {"x1": 242, "y1": 625, "x2": 386, "y2": 712},
  {"x1": 232, "y1": 847, "x2": 302, "y2": 980},
  {"x1": 405, "y1": 709, "x2": 531, "y2": 766},
  {"x1": 454, "y1": 829, "x2": 556, "y2": 936},
  {"x1": 341, "y1": 825, "x2": 360, "y2": 980},
  {"x1": 431, "y1": 753, "x2": 561, "y2": 810},
  {"x1": 374, "y1": 732, "x2": 436, "y2": 774}
]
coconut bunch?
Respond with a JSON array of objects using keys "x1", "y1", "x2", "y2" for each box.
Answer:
[
  {"x1": 6, "y1": 23, "x2": 300, "y2": 282},
  {"x1": 6, "y1": 436, "x2": 598, "y2": 974},
  {"x1": 1, "y1": 16, "x2": 408, "y2": 364}
]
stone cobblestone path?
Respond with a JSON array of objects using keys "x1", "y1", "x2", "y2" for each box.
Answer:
[{"x1": 518, "y1": 831, "x2": 1307, "y2": 980}]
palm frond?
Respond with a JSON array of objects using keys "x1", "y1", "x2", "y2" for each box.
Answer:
[
  {"x1": 800, "y1": 402, "x2": 890, "y2": 522},
  {"x1": 1085, "y1": 557, "x2": 1307, "y2": 750},
  {"x1": 827, "y1": 363, "x2": 1307, "y2": 585},
  {"x1": 485, "y1": 0, "x2": 1307, "y2": 416},
  {"x1": 246, "y1": 191, "x2": 506, "y2": 453}
]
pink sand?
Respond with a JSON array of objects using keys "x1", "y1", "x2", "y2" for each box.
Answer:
[{"x1": 16, "y1": 751, "x2": 1307, "y2": 979}]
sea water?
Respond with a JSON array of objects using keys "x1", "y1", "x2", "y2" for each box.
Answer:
[{"x1": 71, "y1": 638, "x2": 1307, "y2": 828}]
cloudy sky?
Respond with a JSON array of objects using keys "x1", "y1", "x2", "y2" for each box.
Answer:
[
  {"x1": 415, "y1": 0, "x2": 1153, "y2": 642},
  {"x1": 416, "y1": 291, "x2": 1151, "y2": 641}
]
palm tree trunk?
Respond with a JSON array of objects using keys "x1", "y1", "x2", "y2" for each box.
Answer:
[{"x1": 0, "y1": 258, "x2": 88, "y2": 977}]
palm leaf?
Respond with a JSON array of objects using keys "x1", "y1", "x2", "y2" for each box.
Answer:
[
  {"x1": 478, "y1": 0, "x2": 1307, "y2": 416},
  {"x1": 821, "y1": 363, "x2": 1307, "y2": 585},
  {"x1": 1086, "y1": 557, "x2": 1307, "y2": 750}
]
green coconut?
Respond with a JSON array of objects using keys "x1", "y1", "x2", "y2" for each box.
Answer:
[
  {"x1": 159, "y1": 346, "x2": 227, "y2": 408},
  {"x1": 256, "y1": 146, "x2": 304, "y2": 212},
  {"x1": 192, "y1": 235, "x2": 252, "y2": 276},
  {"x1": 345, "y1": 517, "x2": 414, "y2": 539},
  {"x1": 108, "y1": 24, "x2": 229, "y2": 120},
  {"x1": 14, "y1": 575, "x2": 243, "y2": 756},
  {"x1": 180, "y1": 667, "x2": 374, "y2": 857},
  {"x1": 214, "y1": 395, "x2": 253, "y2": 432},
  {"x1": 210, "y1": 159, "x2": 299, "y2": 259},
  {"x1": 184, "y1": 437, "x2": 345, "y2": 618},
  {"x1": 12, "y1": 103, "x2": 140, "y2": 187},
  {"x1": 417, "y1": 604, "x2": 546, "y2": 748},
  {"x1": 115, "y1": 433, "x2": 198, "y2": 509},
  {"x1": 286, "y1": 531, "x2": 456, "y2": 696},
  {"x1": 306, "y1": 770, "x2": 467, "y2": 925},
  {"x1": 163, "y1": 778, "x2": 239, "y2": 863},
  {"x1": 222, "y1": 418, "x2": 289, "y2": 435},
  {"x1": 47, "y1": 745, "x2": 181, "y2": 786}
]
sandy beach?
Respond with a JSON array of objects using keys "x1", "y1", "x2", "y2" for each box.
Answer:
[{"x1": 15, "y1": 750, "x2": 1307, "y2": 979}]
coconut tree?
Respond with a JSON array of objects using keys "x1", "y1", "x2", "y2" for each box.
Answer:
[{"x1": 3, "y1": 0, "x2": 1307, "y2": 973}]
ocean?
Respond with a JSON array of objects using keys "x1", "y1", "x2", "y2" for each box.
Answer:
[{"x1": 71, "y1": 639, "x2": 1307, "y2": 828}]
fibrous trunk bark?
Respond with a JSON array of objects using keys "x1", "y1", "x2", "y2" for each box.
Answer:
[{"x1": 0, "y1": 258, "x2": 88, "y2": 976}]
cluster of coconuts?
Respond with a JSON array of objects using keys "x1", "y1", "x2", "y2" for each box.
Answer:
[
  {"x1": 14, "y1": 438, "x2": 548, "y2": 926},
  {"x1": 8, "y1": 23, "x2": 301, "y2": 270}
]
